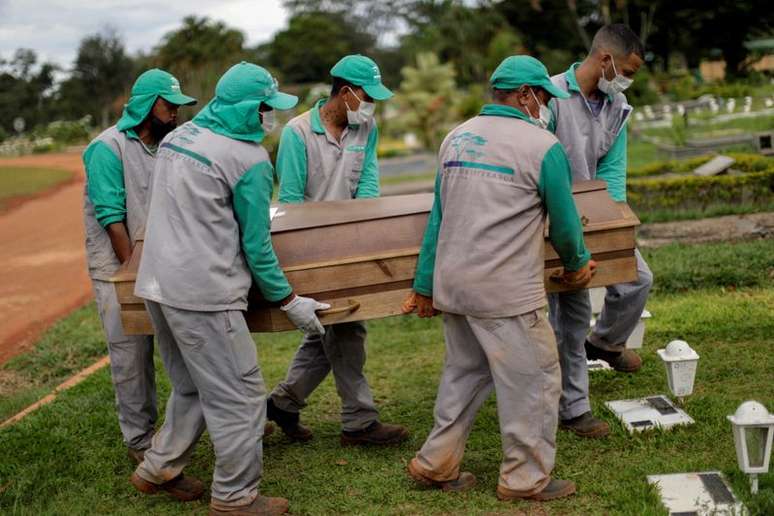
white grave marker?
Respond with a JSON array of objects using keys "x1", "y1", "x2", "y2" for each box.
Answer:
[{"x1": 647, "y1": 471, "x2": 744, "y2": 515}]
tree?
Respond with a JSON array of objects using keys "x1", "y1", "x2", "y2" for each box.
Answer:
[
  {"x1": 260, "y1": 10, "x2": 376, "y2": 84},
  {"x1": 400, "y1": 1, "x2": 517, "y2": 86},
  {"x1": 396, "y1": 52, "x2": 457, "y2": 150},
  {"x1": 57, "y1": 29, "x2": 134, "y2": 127},
  {"x1": 0, "y1": 49, "x2": 57, "y2": 135}
]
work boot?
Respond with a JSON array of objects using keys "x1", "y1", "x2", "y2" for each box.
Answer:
[
  {"x1": 266, "y1": 398, "x2": 313, "y2": 442},
  {"x1": 340, "y1": 421, "x2": 409, "y2": 446},
  {"x1": 130, "y1": 471, "x2": 205, "y2": 502},
  {"x1": 585, "y1": 340, "x2": 642, "y2": 373},
  {"x1": 127, "y1": 447, "x2": 147, "y2": 465},
  {"x1": 560, "y1": 411, "x2": 610, "y2": 438},
  {"x1": 209, "y1": 495, "x2": 289, "y2": 515},
  {"x1": 497, "y1": 478, "x2": 576, "y2": 502},
  {"x1": 407, "y1": 457, "x2": 476, "y2": 492}
]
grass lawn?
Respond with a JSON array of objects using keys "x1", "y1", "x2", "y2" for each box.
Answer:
[
  {"x1": 0, "y1": 166, "x2": 73, "y2": 211},
  {"x1": 1, "y1": 240, "x2": 773, "y2": 515}
]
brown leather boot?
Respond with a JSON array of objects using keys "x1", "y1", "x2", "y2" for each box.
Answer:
[
  {"x1": 130, "y1": 471, "x2": 205, "y2": 501},
  {"x1": 407, "y1": 457, "x2": 476, "y2": 492},
  {"x1": 209, "y1": 495, "x2": 289, "y2": 515},
  {"x1": 585, "y1": 340, "x2": 642, "y2": 373},
  {"x1": 560, "y1": 411, "x2": 610, "y2": 438},
  {"x1": 266, "y1": 398, "x2": 313, "y2": 442},
  {"x1": 340, "y1": 421, "x2": 409, "y2": 446},
  {"x1": 497, "y1": 478, "x2": 576, "y2": 501}
]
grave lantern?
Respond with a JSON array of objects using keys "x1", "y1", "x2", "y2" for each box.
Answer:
[
  {"x1": 727, "y1": 401, "x2": 774, "y2": 494},
  {"x1": 656, "y1": 340, "x2": 699, "y2": 402}
]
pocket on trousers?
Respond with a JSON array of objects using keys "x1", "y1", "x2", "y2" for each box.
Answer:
[
  {"x1": 523, "y1": 310, "x2": 559, "y2": 370},
  {"x1": 225, "y1": 311, "x2": 264, "y2": 397}
]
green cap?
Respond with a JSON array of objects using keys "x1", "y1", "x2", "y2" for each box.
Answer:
[
  {"x1": 193, "y1": 62, "x2": 297, "y2": 143},
  {"x1": 330, "y1": 55, "x2": 393, "y2": 101},
  {"x1": 490, "y1": 56, "x2": 570, "y2": 99},
  {"x1": 117, "y1": 68, "x2": 197, "y2": 132},
  {"x1": 214, "y1": 61, "x2": 298, "y2": 110}
]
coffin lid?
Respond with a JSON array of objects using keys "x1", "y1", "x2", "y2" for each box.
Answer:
[{"x1": 271, "y1": 193, "x2": 433, "y2": 233}]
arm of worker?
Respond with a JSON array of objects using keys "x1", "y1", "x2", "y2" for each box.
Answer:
[
  {"x1": 402, "y1": 171, "x2": 442, "y2": 318},
  {"x1": 276, "y1": 125, "x2": 308, "y2": 204},
  {"x1": 595, "y1": 123, "x2": 628, "y2": 202},
  {"x1": 233, "y1": 160, "x2": 294, "y2": 302},
  {"x1": 355, "y1": 124, "x2": 380, "y2": 198},
  {"x1": 84, "y1": 141, "x2": 132, "y2": 263},
  {"x1": 538, "y1": 143, "x2": 595, "y2": 287},
  {"x1": 233, "y1": 160, "x2": 329, "y2": 335}
]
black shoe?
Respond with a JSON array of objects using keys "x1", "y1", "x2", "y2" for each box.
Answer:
[{"x1": 267, "y1": 398, "x2": 313, "y2": 442}]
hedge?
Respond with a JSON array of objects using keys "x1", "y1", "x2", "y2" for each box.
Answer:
[
  {"x1": 626, "y1": 154, "x2": 774, "y2": 220},
  {"x1": 627, "y1": 152, "x2": 773, "y2": 178}
]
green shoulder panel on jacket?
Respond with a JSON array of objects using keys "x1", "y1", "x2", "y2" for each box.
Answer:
[
  {"x1": 538, "y1": 142, "x2": 590, "y2": 272},
  {"x1": 233, "y1": 161, "x2": 293, "y2": 302},
  {"x1": 355, "y1": 124, "x2": 380, "y2": 199},
  {"x1": 83, "y1": 140, "x2": 126, "y2": 227},
  {"x1": 413, "y1": 171, "x2": 442, "y2": 296},
  {"x1": 276, "y1": 125, "x2": 308, "y2": 204},
  {"x1": 595, "y1": 122, "x2": 628, "y2": 202}
]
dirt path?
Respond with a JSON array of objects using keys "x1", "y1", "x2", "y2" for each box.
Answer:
[
  {"x1": 639, "y1": 212, "x2": 774, "y2": 247},
  {"x1": 0, "y1": 152, "x2": 92, "y2": 365}
]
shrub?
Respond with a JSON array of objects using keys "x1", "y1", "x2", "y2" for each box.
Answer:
[{"x1": 626, "y1": 153, "x2": 774, "y2": 221}]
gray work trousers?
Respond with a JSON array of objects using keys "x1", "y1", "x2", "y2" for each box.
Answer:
[
  {"x1": 588, "y1": 249, "x2": 653, "y2": 351},
  {"x1": 414, "y1": 310, "x2": 561, "y2": 495},
  {"x1": 548, "y1": 248, "x2": 654, "y2": 420},
  {"x1": 270, "y1": 321, "x2": 379, "y2": 432},
  {"x1": 92, "y1": 279, "x2": 156, "y2": 450},
  {"x1": 136, "y1": 301, "x2": 266, "y2": 507}
]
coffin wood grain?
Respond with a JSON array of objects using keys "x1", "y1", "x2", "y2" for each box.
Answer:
[{"x1": 112, "y1": 184, "x2": 640, "y2": 334}]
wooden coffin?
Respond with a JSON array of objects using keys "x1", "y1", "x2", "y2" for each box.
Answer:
[{"x1": 112, "y1": 181, "x2": 639, "y2": 334}]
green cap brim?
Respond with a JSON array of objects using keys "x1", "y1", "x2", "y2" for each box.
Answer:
[
  {"x1": 362, "y1": 82, "x2": 393, "y2": 101},
  {"x1": 264, "y1": 91, "x2": 298, "y2": 110},
  {"x1": 160, "y1": 92, "x2": 198, "y2": 106},
  {"x1": 540, "y1": 80, "x2": 570, "y2": 100}
]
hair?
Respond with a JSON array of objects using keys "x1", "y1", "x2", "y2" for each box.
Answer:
[
  {"x1": 331, "y1": 77, "x2": 357, "y2": 97},
  {"x1": 591, "y1": 24, "x2": 645, "y2": 59},
  {"x1": 492, "y1": 87, "x2": 518, "y2": 102}
]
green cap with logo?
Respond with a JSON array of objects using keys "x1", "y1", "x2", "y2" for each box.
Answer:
[
  {"x1": 490, "y1": 56, "x2": 570, "y2": 99},
  {"x1": 117, "y1": 68, "x2": 197, "y2": 132},
  {"x1": 330, "y1": 55, "x2": 393, "y2": 101},
  {"x1": 193, "y1": 62, "x2": 298, "y2": 142}
]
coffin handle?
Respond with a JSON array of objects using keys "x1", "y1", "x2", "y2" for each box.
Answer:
[{"x1": 318, "y1": 299, "x2": 361, "y2": 316}]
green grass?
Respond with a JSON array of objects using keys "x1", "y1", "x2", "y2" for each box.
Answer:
[
  {"x1": 0, "y1": 166, "x2": 73, "y2": 210},
  {"x1": 641, "y1": 239, "x2": 774, "y2": 295},
  {"x1": 1, "y1": 241, "x2": 773, "y2": 515}
]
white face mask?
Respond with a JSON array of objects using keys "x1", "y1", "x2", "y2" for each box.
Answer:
[
  {"x1": 344, "y1": 87, "x2": 375, "y2": 125},
  {"x1": 597, "y1": 56, "x2": 633, "y2": 95},
  {"x1": 528, "y1": 88, "x2": 552, "y2": 130},
  {"x1": 260, "y1": 109, "x2": 276, "y2": 132}
]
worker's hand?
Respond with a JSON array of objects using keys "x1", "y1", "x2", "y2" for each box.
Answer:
[
  {"x1": 401, "y1": 291, "x2": 440, "y2": 318},
  {"x1": 280, "y1": 295, "x2": 331, "y2": 336},
  {"x1": 557, "y1": 259, "x2": 597, "y2": 289}
]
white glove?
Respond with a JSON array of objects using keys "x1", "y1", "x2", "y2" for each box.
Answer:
[{"x1": 280, "y1": 295, "x2": 330, "y2": 336}]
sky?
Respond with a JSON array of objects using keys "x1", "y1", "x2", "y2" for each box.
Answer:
[{"x1": 0, "y1": 0, "x2": 289, "y2": 70}]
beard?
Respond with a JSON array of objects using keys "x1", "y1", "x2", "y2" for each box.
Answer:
[{"x1": 149, "y1": 116, "x2": 177, "y2": 142}]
